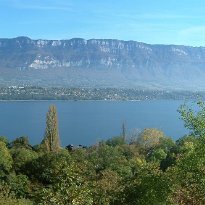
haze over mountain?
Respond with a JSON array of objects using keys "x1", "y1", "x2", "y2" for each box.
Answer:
[{"x1": 1, "y1": 36, "x2": 205, "y2": 90}]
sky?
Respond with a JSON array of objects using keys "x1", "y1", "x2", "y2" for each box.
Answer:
[{"x1": 1, "y1": 0, "x2": 205, "y2": 46}]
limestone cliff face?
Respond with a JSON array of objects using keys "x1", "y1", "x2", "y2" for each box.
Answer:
[{"x1": 0, "y1": 36, "x2": 205, "y2": 89}]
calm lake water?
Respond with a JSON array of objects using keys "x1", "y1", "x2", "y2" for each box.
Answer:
[{"x1": 0, "y1": 100, "x2": 190, "y2": 146}]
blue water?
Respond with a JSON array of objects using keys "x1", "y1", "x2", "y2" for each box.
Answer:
[{"x1": 0, "y1": 100, "x2": 190, "y2": 146}]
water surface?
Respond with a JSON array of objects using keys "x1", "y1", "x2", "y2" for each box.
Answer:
[{"x1": 0, "y1": 100, "x2": 189, "y2": 146}]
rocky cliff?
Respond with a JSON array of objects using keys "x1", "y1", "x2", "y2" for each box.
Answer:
[{"x1": 1, "y1": 36, "x2": 205, "y2": 90}]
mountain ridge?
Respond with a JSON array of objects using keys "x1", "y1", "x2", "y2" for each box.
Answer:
[{"x1": 1, "y1": 36, "x2": 205, "y2": 90}]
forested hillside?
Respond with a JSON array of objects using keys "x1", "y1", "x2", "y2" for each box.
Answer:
[{"x1": 1, "y1": 102, "x2": 205, "y2": 204}]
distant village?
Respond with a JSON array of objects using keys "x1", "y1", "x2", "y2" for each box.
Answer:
[{"x1": 0, "y1": 86, "x2": 204, "y2": 101}]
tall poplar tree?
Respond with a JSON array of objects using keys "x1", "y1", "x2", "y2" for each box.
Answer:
[
  {"x1": 121, "y1": 122, "x2": 126, "y2": 142},
  {"x1": 41, "y1": 105, "x2": 60, "y2": 152}
]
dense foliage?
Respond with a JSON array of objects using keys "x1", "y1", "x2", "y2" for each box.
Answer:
[{"x1": 1, "y1": 102, "x2": 205, "y2": 204}]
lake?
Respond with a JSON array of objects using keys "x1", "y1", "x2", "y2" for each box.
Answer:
[{"x1": 0, "y1": 100, "x2": 191, "y2": 146}]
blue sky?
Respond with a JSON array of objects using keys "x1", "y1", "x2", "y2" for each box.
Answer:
[{"x1": 1, "y1": 0, "x2": 205, "y2": 46}]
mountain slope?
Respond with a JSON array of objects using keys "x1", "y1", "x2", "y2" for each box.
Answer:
[{"x1": 1, "y1": 37, "x2": 205, "y2": 90}]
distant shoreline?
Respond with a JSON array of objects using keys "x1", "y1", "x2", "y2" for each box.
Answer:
[
  {"x1": 0, "y1": 99, "x2": 143, "y2": 102},
  {"x1": 0, "y1": 86, "x2": 203, "y2": 101}
]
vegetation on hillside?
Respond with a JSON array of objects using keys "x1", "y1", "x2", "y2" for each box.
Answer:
[{"x1": 1, "y1": 102, "x2": 205, "y2": 204}]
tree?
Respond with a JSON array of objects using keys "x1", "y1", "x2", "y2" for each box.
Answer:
[
  {"x1": 178, "y1": 101, "x2": 205, "y2": 137},
  {"x1": 37, "y1": 163, "x2": 93, "y2": 205},
  {"x1": 10, "y1": 147, "x2": 38, "y2": 173},
  {"x1": 121, "y1": 121, "x2": 126, "y2": 142},
  {"x1": 9, "y1": 136, "x2": 32, "y2": 150},
  {"x1": 92, "y1": 169, "x2": 122, "y2": 205},
  {"x1": 105, "y1": 136, "x2": 125, "y2": 147},
  {"x1": 147, "y1": 136, "x2": 175, "y2": 163},
  {"x1": 41, "y1": 105, "x2": 60, "y2": 152},
  {"x1": 0, "y1": 136, "x2": 9, "y2": 146},
  {"x1": 26, "y1": 151, "x2": 72, "y2": 185},
  {"x1": 0, "y1": 141, "x2": 13, "y2": 178},
  {"x1": 137, "y1": 128, "x2": 165, "y2": 149},
  {"x1": 88, "y1": 144, "x2": 132, "y2": 177},
  {"x1": 167, "y1": 137, "x2": 205, "y2": 204},
  {"x1": 168, "y1": 101, "x2": 205, "y2": 203},
  {"x1": 123, "y1": 162, "x2": 172, "y2": 205},
  {"x1": 0, "y1": 182, "x2": 33, "y2": 205}
]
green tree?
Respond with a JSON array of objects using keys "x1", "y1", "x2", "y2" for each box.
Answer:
[
  {"x1": 25, "y1": 150, "x2": 72, "y2": 185},
  {"x1": 7, "y1": 174, "x2": 31, "y2": 199},
  {"x1": 137, "y1": 128, "x2": 165, "y2": 149},
  {"x1": 179, "y1": 101, "x2": 205, "y2": 137},
  {"x1": 0, "y1": 141, "x2": 13, "y2": 178},
  {"x1": 9, "y1": 136, "x2": 32, "y2": 150},
  {"x1": 37, "y1": 163, "x2": 93, "y2": 205},
  {"x1": 167, "y1": 137, "x2": 205, "y2": 204},
  {"x1": 121, "y1": 121, "x2": 126, "y2": 142},
  {"x1": 88, "y1": 144, "x2": 132, "y2": 178},
  {"x1": 0, "y1": 136, "x2": 9, "y2": 146},
  {"x1": 105, "y1": 136, "x2": 125, "y2": 147},
  {"x1": 41, "y1": 105, "x2": 60, "y2": 152},
  {"x1": 10, "y1": 147, "x2": 38, "y2": 173},
  {"x1": 0, "y1": 182, "x2": 33, "y2": 205},
  {"x1": 123, "y1": 162, "x2": 172, "y2": 205},
  {"x1": 168, "y1": 101, "x2": 205, "y2": 203},
  {"x1": 147, "y1": 136, "x2": 175, "y2": 162},
  {"x1": 92, "y1": 169, "x2": 123, "y2": 205}
]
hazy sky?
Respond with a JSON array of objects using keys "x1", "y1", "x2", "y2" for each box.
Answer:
[{"x1": 1, "y1": 0, "x2": 205, "y2": 46}]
